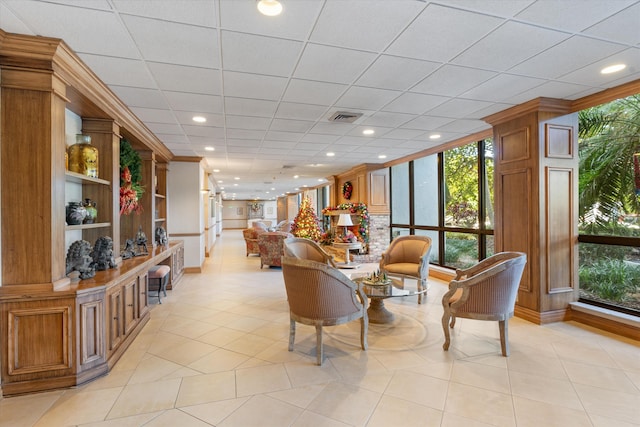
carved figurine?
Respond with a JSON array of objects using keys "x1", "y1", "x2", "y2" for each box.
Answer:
[
  {"x1": 121, "y1": 239, "x2": 136, "y2": 259},
  {"x1": 155, "y1": 226, "x2": 168, "y2": 247},
  {"x1": 135, "y1": 225, "x2": 148, "y2": 254},
  {"x1": 90, "y1": 236, "x2": 116, "y2": 270},
  {"x1": 65, "y1": 240, "x2": 95, "y2": 280}
]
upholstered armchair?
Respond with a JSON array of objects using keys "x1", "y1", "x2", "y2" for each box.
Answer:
[
  {"x1": 442, "y1": 252, "x2": 526, "y2": 357},
  {"x1": 281, "y1": 256, "x2": 368, "y2": 365},
  {"x1": 379, "y1": 235, "x2": 432, "y2": 303},
  {"x1": 274, "y1": 220, "x2": 292, "y2": 233},
  {"x1": 283, "y1": 237, "x2": 337, "y2": 268},
  {"x1": 242, "y1": 228, "x2": 262, "y2": 256},
  {"x1": 258, "y1": 231, "x2": 292, "y2": 268}
]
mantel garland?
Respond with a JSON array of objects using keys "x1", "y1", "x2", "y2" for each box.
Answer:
[{"x1": 322, "y1": 202, "x2": 369, "y2": 243}]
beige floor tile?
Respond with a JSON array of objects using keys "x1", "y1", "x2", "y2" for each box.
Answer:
[
  {"x1": 450, "y1": 359, "x2": 511, "y2": 394},
  {"x1": 589, "y1": 413, "x2": 640, "y2": 427},
  {"x1": 107, "y1": 378, "x2": 182, "y2": 419},
  {"x1": 509, "y1": 370, "x2": 583, "y2": 410},
  {"x1": 384, "y1": 370, "x2": 449, "y2": 410},
  {"x1": 138, "y1": 409, "x2": 211, "y2": 426},
  {"x1": 34, "y1": 387, "x2": 123, "y2": 426},
  {"x1": 218, "y1": 395, "x2": 302, "y2": 427},
  {"x1": 127, "y1": 355, "x2": 184, "y2": 384},
  {"x1": 306, "y1": 381, "x2": 381, "y2": 426},
  {"x1": 573, "y1": 383, "x2": 640, "y2": 425},
  {"x1": 366, "y1": 394, "x2": 443, "y2": 427},
  {"x1": 0, "y1": 391, "x2": 63, "y2": 427},
  {"x1": 188, "y1": 347, "x2": 250, "y2": 373},
  {"x1": 291, "y1": 410, "x2": 351, "y2": 427},
  {"x1": 196, "y1": 326, "x2": 245, "y2": 347},
  {"x1": 562, "y1": 359, "x2": 639, "y2": 394},
  {"x1": 506, "y1": 346, "x2": 568, "y2": 380},
  {"x1": 444, "y1": 382, "x2": 515, "y2": 427},
  {"x1": 78, "y1": 411, "x2": 162, "y2": 426},
  {"x1": 267, "y1": 384, "x2": 327, "y2": 409},
  {"x1": 440, "y1": 412, "x2": 496, "y2": 427},
  {"x1": 283, "y1": 360, "x2": 341, "y2": 388},
  {"x1": 179, "y1": 397, "x2": 250, "y2": 425},
  {"x1": 236, "y1": 363, "x2": 292, "y2": 397},
  {"x1": 512, "y1": 396, "x2": 592, "y2": 427},
  {"x1": 254, "y1": 340, "x2": 306, "y2": 363},
  {"x1": 223, "y1": 333, "x2": 277, "y2": 357},
  {"x1": 152, "y1": 339, "x2": 217, "y2": 366},
  {"x1": 340, "y1": 372, "x2": 395, "y2": 394},
  {"x1": 175, "y1": 371, "x2": 237, "y2": 407}
]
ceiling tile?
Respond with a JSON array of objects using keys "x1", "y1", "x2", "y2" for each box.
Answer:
[
  {"x1": 183, "y1": 125, "x2": 225, "y2": 139},
  {"x1": 300, "y1": 134, "x2": 340, "y2": 144},
  {"x1": 275, "y1": 102, "x2": 328, "y2": 121},
  {"x1": 335, "y1": 86, "x2": 401, "y2": 110},
  {"x1": 584, "y1": 2, "x2": 640, "y2": 45},
  {"x1": 147, "y1": 62, "x2": 221, "y2": 95},
  {"x1": 113, "y1": 0, "x2": 216, "y2": 27},
  {"x1": 504, "y1": 81, "x2": 592, "y2": 105},
  {"x1": 282, "y1": 79, "x2": 347, "y2": 105},
  {"x1": 225, "y1": 129, "x2": 266, "y2": 140},
  {"x1": 224, "y1": 98, "x2": 278, "y2": 117},
  {"x1": 264, "y1": 131, "x2": 304, "y2": 142},
  {"x1": 262, "y1": 140, "x2": 297, "y2": 149},
  {"x1": 130, "y1": 107, "x2": 176, "y2": 124},
  {"x1": 79, "y1": 54, "x2": 157, "y2": 88},
  {"x1": 426, "y1": 98, "x2": 494, "y2": 119},
  {"x1": 0, "y1": 3, "x2": 35, "y2": 34},
  {"x1": 386, "y1": 4, "x2": 503, "y2": 62},
  {"x1": 411, "y1": 65, "x2": 496, "y2": 96},
  {"x1": 146, "y1": 123, "x2": 184, "y2": 135},
  {"x1": 517, "y1": 0, "x2": 636, "y2": 33},
  {"x1": 110, "y1": 86, "x2": 169, "y2": 110},
  {"x1": 509, "y1": 36, "x2": 627, "y2": 79},
  {"x1": 382, "y1": 92, "x2": 449, "y2": 115},
  {"x1": 270, "y1": 119, "x2": 315, "y2": 133},
  {"x1": 403, "y1": 116, "x2": 455, "y2": 131},
  {"x1": 461, "y1": 73, "x2": 546, "y2": 103},
  {"x1": 174, "y1": 111, "x2": 225, "y2": 127},
  {"x1": 122, "y1": 15, "x2": 219, "y2": 68},
  {"x1": 381, "y1": 128, "x2": 424, "y2": 140},
  {"x1": 310, "y1": 0, "x2": 425, "y2": 51},
  {"x1": 357, "y1": 55, "x2": 441, "y2": 91},
  {"x1": 293, "y1": 43, "x2": 377, "y2": 85},
  {"x1": 361, "y1": 112, "x2": 416, "y2": 128},
  {"x1": 441, "y1": 0, "x2": 534, "y2": 17},
  {"x1": 223, "y1": 71, "x2": 288, "y2": 100},
  {"x1": 164, "y1": 91, "x2": 223, "y2": 114},
  {"x1": 309, "y1": 122, "x2": 354, "y2": 136},
  {"x1": 226, "y1": 115, "x2": 271, "y2": 130},
  {"x1": 221, "y1": 31, "x2": 303, "y2": 77},
  {"x1": 156, "y1": 134, "x2": 189, "y2": 144},
  {"x1": 436, "y1": 119, "x2": 490, "y2": 133},
  {"x1": 452, "y1": 21, "x2": 570, "y2": 72}
]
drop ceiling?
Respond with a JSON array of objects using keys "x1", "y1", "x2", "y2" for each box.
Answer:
[{"x1": 1, "y1": 0, "x2": 639, "y2": 200}]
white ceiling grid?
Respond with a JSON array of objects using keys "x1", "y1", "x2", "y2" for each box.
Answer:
[{"x1": 0, "y1": 0, "x2": 638, "y2": 200}]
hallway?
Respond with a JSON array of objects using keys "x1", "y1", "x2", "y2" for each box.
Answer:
[{"x1": 1, "y1": 230, "x2": 639, "y2": 426}]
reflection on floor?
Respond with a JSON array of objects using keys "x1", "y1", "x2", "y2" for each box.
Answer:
[{"x1": 2, "y1": 230, "x2": 639, "y2": 426}]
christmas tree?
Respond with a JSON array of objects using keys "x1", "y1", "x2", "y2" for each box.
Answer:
[{"x1": 291, "y1": 197, "x2": 322, "y2": 241}]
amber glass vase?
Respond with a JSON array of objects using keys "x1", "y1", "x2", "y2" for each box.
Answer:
[{"x1": 68, "y1": 134, "x2": 99, "y2": 178}]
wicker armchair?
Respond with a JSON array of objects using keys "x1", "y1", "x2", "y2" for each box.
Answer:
[
  {"x1": 242, "y1": 228, "x2": 262, "y2": 256},
  {"x1": 258, "y1": 231, "x2": 292, "y2": 268},
  {"x1": 283, "y1": 237, "x2": 337, "y2": 268},
  {"x1": 281, "y1": 256, "x2": 368, "y2": 365},
  {"x1": 379, "y1": 235, "x2": 432, "y2": 303},
  {"x1": 442, "y1": 252, "x2": 526, "y2": 356}
]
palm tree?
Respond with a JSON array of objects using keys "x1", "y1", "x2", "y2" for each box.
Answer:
[{"x1": 579, "y1": 95, "x2": 640, "y2": 232}]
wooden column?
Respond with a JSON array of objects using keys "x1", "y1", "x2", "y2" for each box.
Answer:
[
  {"x1": 1, "y1": 67, "x2": 69, "y2": 286},
  {"x1": 486, "y1": 98, "x2": 579, "y2": 324}
]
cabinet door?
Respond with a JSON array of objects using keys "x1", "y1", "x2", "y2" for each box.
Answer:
[
  {"x1": 107, "y1": 288, "x2": 123, "y2": 352},
  {"x1": 78, "y1": 295, "x2": 105, "y2": 371},
  {"x1": 123, "y1": 279, "x2": 138, "y2": 336},
  {"x1": 138, "y1": 272, "x2": 149, "y2": 318}
]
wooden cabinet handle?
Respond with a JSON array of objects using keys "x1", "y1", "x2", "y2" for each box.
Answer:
[{"x1": 127, "y1": 303, "x2": 134, "y2": 307}]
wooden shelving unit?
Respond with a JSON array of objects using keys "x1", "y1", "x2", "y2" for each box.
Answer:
[{"x1": 0, "y1": 30, "x2": 183, "y2": 396}]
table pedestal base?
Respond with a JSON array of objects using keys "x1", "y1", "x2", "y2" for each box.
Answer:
[{"x1": 367, "y1": 298, "x2": 395, "y2": 324}]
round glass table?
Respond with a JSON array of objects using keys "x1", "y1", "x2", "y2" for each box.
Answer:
[{"x1": 352, "y1": 275, "x2": 427, "y2": 324}]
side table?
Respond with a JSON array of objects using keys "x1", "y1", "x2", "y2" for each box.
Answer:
[{"x1": 332, "y1": 242, "x2": 362, "y2": 268}]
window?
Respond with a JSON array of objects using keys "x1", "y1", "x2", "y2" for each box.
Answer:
[{"x1": 390, "y1": 139, "x2": 494, "y2": 269}]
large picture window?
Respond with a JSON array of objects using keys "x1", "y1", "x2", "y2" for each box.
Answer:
[{"x1": 390, "y1": 139, "x2": 494, "y2": 269}]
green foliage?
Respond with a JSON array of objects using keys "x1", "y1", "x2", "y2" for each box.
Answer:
[
  {"x1": 444, "y1": 233, "x2": 477, "y2": 269},
  {"x1": 120, "y1": 139, "x2": 143, "y2": 185},
  {"x1": 579, "y1": 95, "x2": 640, "y2": 225},
  {"x1": 579, "y1": 258, "x2": 640, "y2": 302}
]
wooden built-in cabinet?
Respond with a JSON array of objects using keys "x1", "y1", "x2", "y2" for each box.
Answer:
[{"x1": 0, "y1": 30, "x2": 184, "y2": 396}]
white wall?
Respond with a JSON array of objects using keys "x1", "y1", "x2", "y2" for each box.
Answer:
[
  {"x1": 221, "y1": 200, "x2": 249, "y2": 229},
  {"x1": 167, "y1": 161, "x2": 205, "y2": 269}
]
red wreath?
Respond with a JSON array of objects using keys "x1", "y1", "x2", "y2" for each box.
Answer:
[{"x1": 342, "y1": 181, "x2": 353, "y2": 200}]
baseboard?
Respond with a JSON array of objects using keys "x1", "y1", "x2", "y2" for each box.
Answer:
[
  {"x1": 569, "y1": 302, "x2": 640, "y2": 341},
  {"x1": 514, "y1": 305, "x2": 569, "y2": 324},
  {"x1": 184, "y1": 266, "x2": 201, "y2": 274}
]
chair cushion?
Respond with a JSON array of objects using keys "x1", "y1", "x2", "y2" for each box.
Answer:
[
  {"x1": 149, "y1": 265, "x2": 170, "y2": 279},
  {"x1": 392, "y1": 240, "x2": 428, "y2": 263},
  {"x1": 383, "y1": 262, "x2": 420, "y2": 277}
]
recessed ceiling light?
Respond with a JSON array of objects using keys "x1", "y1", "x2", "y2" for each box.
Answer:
[
  {"x1": 257, "y1": 0, "x2": 282, "y2": 16},
  {"x1": 233, "y1": 183, "x2": 238, "y2": 186},
  {"x1": 271, "y1": 187, "x2": 275, "y2": 191},
  {"x1": 317, "y1": 178, "x2": 324, "y2": 182},
  {"x1": 362, "y1": 129, "x2": 375, "y2": 135},
  {"x1": 192, "y1": 116, "x2": 206, "y2": 123},
  {"x1": 234, "y1": 177, "x2": 240, "y2": 180},
  {"x1": 217, "y1": 180, "x2": 223, "y2": 183},
  {"x1": 204, "y1": 146, "x2": 214, "y2": 151},
  {"x1": 213, "y1": 169, "x2": 220, "y2": 173},
  {"x1": 429, "y1": 134, "x2": 441, "y2": 139},
  {"x1": 293, "y1": 175, "x2": 299, "y2": 179},
  {"x1": 326, "y1": 152, "x2": 335, "y2": 157},
  {"x1": 220, "y1": 187, "x2": 225, "y2": 190},
  {"x1": 601, "y1": 63, "x2": 626, "y2": 74},
  {"x1": 378, "y1": 154, "x2": 387, "y2": 159}
]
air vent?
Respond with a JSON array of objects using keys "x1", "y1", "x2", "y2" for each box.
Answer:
[
  {"x1": 282, "y1": 165, "x2": 294, "y2": 169},
  {"x1": 328, "y1": 111, "x2": 363, "y2": 123}
]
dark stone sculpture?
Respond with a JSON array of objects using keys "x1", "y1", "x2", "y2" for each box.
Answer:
[
  {"x1": 135, "y1": 225, "x2": 148, "y2": 254},
  {"x1": 155, "y1": 226, "x2": 168, "y2": 247},
  {"x1": 65, "y1": 240, "x2": 95, "y2": 280},
  {"x1": 90, "y1": 236, "x2": 116, "y2": 270},
  {"x1": 121, "y1": 239, "x2": 136, "y2": 259}
]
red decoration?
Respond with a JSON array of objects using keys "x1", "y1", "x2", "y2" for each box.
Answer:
[{"x1": 342, "y1": 181, "x2": 353, "y2": 199}]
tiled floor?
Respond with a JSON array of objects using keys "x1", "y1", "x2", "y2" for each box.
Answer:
[{"x1": 2, "y1": 230, "x2": 640, "y2": 426}]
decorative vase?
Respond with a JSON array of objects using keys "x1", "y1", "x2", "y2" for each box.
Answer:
[
  {"x1": 66, "y1": 202, "x2": 87, "y2": 225},
  {"x1": 83, "y1": 198, "x2": 97, "y2": 224},
  {"x1": 68, "y1": 134, "x2": 99, "y2": 178}
]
